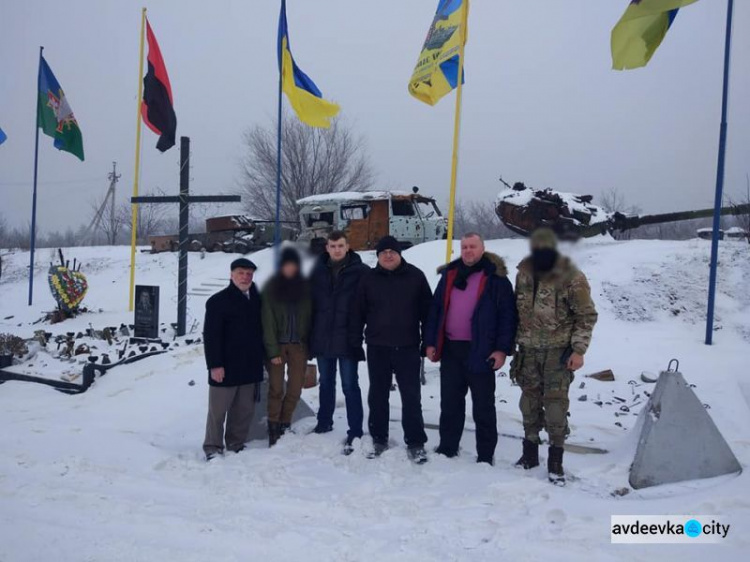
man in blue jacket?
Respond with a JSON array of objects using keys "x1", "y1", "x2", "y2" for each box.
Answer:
[
  {"x1": 309, "y1": 231, "x2": 370, "y2": 453},
  {"x1": 425, "y1": 233, "x2": 518, "y2": 464}
]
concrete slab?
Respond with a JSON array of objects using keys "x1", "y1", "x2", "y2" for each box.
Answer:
[{"x1": 246, "y1": 379, "x2": 315, "y2": 442}]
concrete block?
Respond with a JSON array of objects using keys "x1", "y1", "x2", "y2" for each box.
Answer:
[
  {"x1": 629, "y1": 370, "x2": 742, "y2": 489},
  {"x1": 246, "y1": 379, "x2": 315, "y2": 442}
]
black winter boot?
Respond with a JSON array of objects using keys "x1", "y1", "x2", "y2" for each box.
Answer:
[
  {"x1": 548, "y1": 445, "x2": 565, "y2": 485},
  {"x1": 268, "y1": 422, "x2": 281, "y2": 447},
  {"x1": 515, "y1": 439, "x2": 540, "y2": 469}
]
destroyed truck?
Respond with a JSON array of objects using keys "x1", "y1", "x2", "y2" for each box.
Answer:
[
  {"x1": 296, "y1": 188, "x2": 448, "y2": 252},
  {"x1": 148, "y1": 215, "x2": 297, "y2": 254}
]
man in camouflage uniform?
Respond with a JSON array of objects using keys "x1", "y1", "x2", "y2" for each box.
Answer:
[{"x1": 510, "y1": 228, "x2": 597, "y2": 485}]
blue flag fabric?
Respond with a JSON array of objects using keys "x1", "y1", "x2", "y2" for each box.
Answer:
[
  {"x1": 277, "y1": 0, "x2": 340, "y2": 128},
  {"x1": 0, "y1": 127, "x2": 6, "y2": 145}
]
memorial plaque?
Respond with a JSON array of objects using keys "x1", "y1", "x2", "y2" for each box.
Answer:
[{"x1": 134, "y1": 285, "x2": 160, "y2": 339}]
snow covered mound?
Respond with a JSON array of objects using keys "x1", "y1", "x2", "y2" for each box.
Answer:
[{"x1": 1, "y1": 239, "x2": 749, "y2": 561}]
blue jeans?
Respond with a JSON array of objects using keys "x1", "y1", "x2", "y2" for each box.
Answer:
[{"x1": 316, "y1": 357, "x2": 364, "y2": 438}]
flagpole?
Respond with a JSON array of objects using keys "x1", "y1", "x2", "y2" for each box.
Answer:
[
  {"x1": 705, "y1": 0, "x2": 734, "y2": 345},
  {"x1": 274, "y1": 0, "x2": 284, "y2": 266},
  {"x1": 129, "y1": 7, "x2": 147, "y2": 312},
  {"x1": 28, "y1": 46, "x2": 44, "y2": 306},
  {"x1": 444, "y1": 1, "x2": 469, "y2": 264}
]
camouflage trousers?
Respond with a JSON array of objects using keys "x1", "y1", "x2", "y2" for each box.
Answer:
[{"x1": 510, "y1": 347, "x2": 573, "y2": 447}]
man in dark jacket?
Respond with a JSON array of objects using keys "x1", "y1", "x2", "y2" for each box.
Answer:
[
  {"x1": 425, "y1": 233, "x2": 518, "y2": 465},
  {"x1": 309, "y1": 231, "x2": 369, "y2": 452},
  {"x1": 202, "y1": 258, "x2": 265, "y2": 460},
  {"x1": 350, "y1": 236, "x2": 433, "y2": 463}
]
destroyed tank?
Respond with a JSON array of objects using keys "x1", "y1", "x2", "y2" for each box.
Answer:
[{"x1": 496, "y1": 181, "x2": 750, "y2": 240}]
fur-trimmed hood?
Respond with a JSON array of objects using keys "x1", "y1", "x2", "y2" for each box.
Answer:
[{"x1": 436, "y1": 252, "x2": 508, "y2": 277}]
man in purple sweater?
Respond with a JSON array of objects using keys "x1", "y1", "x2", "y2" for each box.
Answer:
[{"x1": 425, "y1": 233, "x2": 518, "y2": 464}]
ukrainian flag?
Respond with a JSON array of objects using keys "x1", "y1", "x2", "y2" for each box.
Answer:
[
  {"x1": 278, "y1": 0, "x2": 339, "y2": 128},
  {"x1": 409, "y1": 0, "x2": 468, "y2": 106},
  {"x1": 612, "y1": 0, "x2": 700, "y2": 70}
]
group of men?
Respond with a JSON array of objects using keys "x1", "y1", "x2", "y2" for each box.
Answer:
[{"x1": 201, "y1": 227, "x2": 597, "y2": 485}]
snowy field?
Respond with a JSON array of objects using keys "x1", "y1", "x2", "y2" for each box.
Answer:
[{"x1": 0, "y1": 238, "x2": 749, "y2": 561}]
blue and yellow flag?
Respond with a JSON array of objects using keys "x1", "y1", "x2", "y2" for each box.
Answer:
[
  {"x1": 611, "y1": 0, "x2": 700, "y2": 70},
  {"x1": 409, "y1": 0, "x2": 468, "y2": 106},
  {"x1": 277, "y1": 0, "x2": 339, "y2": 128}
]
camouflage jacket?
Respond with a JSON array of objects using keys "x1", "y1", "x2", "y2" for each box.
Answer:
[{"x1": 514, "y1": 255, "x2": 597, "y2": 354}]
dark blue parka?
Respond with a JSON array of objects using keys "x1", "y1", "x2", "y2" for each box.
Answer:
[
  {"x1": 424, "y1": 253, "x2": 518, "y2": 374},
  {"x1": 309, "y1": 251, "x2": 370, "y2": 358}
]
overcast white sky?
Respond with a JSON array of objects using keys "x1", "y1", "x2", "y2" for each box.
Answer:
[{"x1": 1, "y1": 0, "x2": 748, "y2": 233}]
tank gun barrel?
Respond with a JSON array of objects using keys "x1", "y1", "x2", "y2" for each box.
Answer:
[{"x1": 613, "y1": 203, "x2": 750, "y2": 231}]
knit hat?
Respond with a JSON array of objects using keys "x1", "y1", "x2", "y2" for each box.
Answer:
[
  {"x1": 230, "y1": 257, "x2": 257, "y2": 271},
  {"x1": 375, "y1": 236, "x2": 401, "y2": 255},
  {"x1": 529, "y1": 227, "x2": 558, "y2": 250},
  {"x1": 279, "y1": 246, "x2": 301, "y2": 267}
]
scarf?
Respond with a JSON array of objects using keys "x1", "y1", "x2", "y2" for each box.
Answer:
[{"x1": 453, "y1": 259, "x2": 485, "y2": 291}]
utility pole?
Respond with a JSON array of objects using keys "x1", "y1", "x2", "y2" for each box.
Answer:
[{"x1": 107, "y1": 162, "x2": 121, "y2": 244}]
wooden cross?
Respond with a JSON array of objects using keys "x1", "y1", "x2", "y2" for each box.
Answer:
[{"x1": 132, "y1": 136, "x2": 240, "y2": 336}]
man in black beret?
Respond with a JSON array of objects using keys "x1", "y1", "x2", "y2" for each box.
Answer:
[{"x1": 202, "y1": 258, "x2": 264, "y2": 460}]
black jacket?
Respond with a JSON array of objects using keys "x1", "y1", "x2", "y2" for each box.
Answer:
[
  {"x1": 425, "y1": 253, "x2": 518, "y2": 374},
  {"x1": 309, "y1": 251, "x2": 370, "y2": 358},
  {"x1": 350, "y1": 259, "x2": 433, "y2": 351},
  {"x1": 203, "y1": 281, "x2": 265, "y2": 387}
]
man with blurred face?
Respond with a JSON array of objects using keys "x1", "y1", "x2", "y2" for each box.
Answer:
[
  {"x1": 511, "y1": 227, "x2": 598, "y2": 485},
  {"x1": 202, "y1": 258, "x2": 264, "y2": 460},
  {"x1": 309, "y1": 231, "x2": 369, "y2": 454},
  {"x1": 425, "y1": 233, "x2": 518, "y2": 465},
  {"x1": 350, "y1": 236, "x2": 433, "y2": 462}
]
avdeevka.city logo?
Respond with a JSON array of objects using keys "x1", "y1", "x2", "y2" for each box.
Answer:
[
  {"x1": 684, "y1": 519, "x2": 702, "y2": 538},
  {"x1": 610, "y1": 515, "x2": 730, "y2": 544}
]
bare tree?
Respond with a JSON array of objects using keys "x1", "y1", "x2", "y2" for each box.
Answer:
[
  {"x1": 454, "y1": 199, "x2": 518, "y2": 240},
  {"x1": 239, "y1": 113, "x2": 375, "y2": 226},
  {"x1": 86, "y1": 194, "x2": 125, "y2": 245},
  {"x1": 118, "y1": 194, "x2": 170, "y2": 244}
]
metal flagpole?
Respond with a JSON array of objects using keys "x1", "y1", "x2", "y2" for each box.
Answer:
[
  {"x1": 444, "y1": 0, "x2": 469, "y2": 264},
  {"x1": 28, "y1": 45, "x2": 44, "y2": 306},
  {"x1": 274, "y1": 0, "x2": 284, "y2": 266},
  {"x1": 705, "y1": 0, "x2": 734, "y2": 345},
  {"x1": 129, "y1": 7, "x2": 147, "y2": 312}
]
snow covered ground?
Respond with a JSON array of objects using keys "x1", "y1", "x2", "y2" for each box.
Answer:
[{"x1": 0, "y1": 238, "x2": 749, "y2": 561}]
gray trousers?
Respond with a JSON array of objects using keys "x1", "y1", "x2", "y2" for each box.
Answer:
[{"x1": 203, "y1": 383, "x2": 256, "y2": 455}]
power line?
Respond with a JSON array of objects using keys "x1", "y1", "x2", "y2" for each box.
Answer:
[{"x1": 0, "y1": 177, "x2": 104, "y2": 187}]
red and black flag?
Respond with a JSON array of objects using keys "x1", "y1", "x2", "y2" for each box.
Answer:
[{"x1": 141, "y1": 19, "x2": 176, "y2": 152}]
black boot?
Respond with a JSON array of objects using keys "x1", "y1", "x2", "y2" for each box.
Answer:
[
  {"x1": 515, "y1": 439, "x2": 540, "y2": 469},
  {"x1": 268, "y1": 422, "x2": 281, "y2": 447},
  {"x1": 548, "y1": 445, "x2": 565, "y2": 485}
]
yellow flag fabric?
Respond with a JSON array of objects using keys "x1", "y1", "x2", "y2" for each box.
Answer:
[
  {"x1": 409, "y1": 0, "x2": 469, "y2": 106},
  {"x1": 278, "y1": 0, "x2": 340, "y2": 128},
  {"x1": 611, "y1": 0, "x2": 700, "y2": 70}
]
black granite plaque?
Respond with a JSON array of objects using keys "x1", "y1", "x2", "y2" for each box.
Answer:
[{"x1": 134, "y1": 285, "x2": 160, "y2": 339}]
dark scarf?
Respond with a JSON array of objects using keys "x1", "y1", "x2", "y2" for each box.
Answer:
[
  {"x1": 270, "y1": 272, "x2": 307, "y2": 303},
  {"x1": 453, "y1": 258, "x2": 485, "y2": 291}
]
